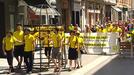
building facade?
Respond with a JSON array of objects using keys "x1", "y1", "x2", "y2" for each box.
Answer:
[
  {"x1": 0, "y1": 0, "x2": 18, "y2": 57},
  {"x1": 116, "y1": 0, "x2": 132, "y2": 21}
]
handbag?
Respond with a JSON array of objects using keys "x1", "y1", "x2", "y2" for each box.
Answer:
[{"x1": 80, "y1": 47, "x2": 87, "y2": 54}]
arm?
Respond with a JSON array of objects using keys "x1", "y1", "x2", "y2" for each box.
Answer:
[
  {"x1": 32, "y1": 37, "x2": 36, "y2": 54},
  {"x1": 13, "y1": 36, "x2": 22, "y2": 43},
  {"x1": 2, "y1": 38, "x2": 6, "y2": 55}
]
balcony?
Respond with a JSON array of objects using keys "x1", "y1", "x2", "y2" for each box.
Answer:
[
  {"x1": 104, "y1": 0, "x2": 116, "y2": 5},
  {"x1": 74, "y1": 0, "x2": 81, "y2": 2}
]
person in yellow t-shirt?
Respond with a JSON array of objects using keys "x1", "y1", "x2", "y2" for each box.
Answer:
[
  {"x1": 97, "y1": 26, "x2": 103, "y2": 32},
  {"x1": 24, "y1": 28, "x2": 35, "y2": 73},
  {"x1": 43, "y1": 30, "x2": 52, "y2": 67},
  {"x1": 102, "y1": 27, "x2": 108, "y2": 33},
  {"x1": 76, "y1": 31, "x2": 85, "y2": 68},
  {"x1": 3, "y1": 31, "x2": 20, "y2": 73},
  {"x1": 68, "y1": 31, "x2": 78, "y2": 71},
  {"x1": 108, "y1": 24, "x2": 113, "y2": 32},
  {"x1": 51, "y1": 29, "x2": 62, "y2": 72},
  {"x1": 69, "y1": 24, "x2": 74, "y2": 31},
  {"x1": 112, "y1": 25, "x2": 122, "y2": 42},
  {"x1": 13, "y1": 25, "x2": 24, "y2": 69}
]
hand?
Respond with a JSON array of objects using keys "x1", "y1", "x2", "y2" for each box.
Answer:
[
  {"x1": 3, "y1": 52, "x2": 6, "y2": 55},
  {"x1": 32, "y1": 51, "x2": 35, "y2": 55}
]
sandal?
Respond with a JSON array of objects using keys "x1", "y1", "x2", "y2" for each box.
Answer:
[{"x1": 54, "y1": 67, "x2": 58, "y2": 72}]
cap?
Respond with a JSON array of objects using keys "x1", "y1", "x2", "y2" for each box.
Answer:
[{"x1": 25, "y1": 28, "x2": 31, "y2": 32}]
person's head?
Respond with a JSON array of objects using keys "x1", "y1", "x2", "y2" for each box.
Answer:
[
  {"x1": 76, "y1": 31, "x2": 80, "y2": 36},
  {"x1": 70, "y1": 30, "x2": 75, "y2": 36},
  {"x1": 46, "y1": 30, "x2": 50, "y2": 34},
  {"x1": 16, "y1": 24, "x2": 23, "y2": 31},
  {"x1": 115, "y1": 24, "x2": 118, "y2": 28},
  {"x1": 6, "y1": 31, "x2": 13, "y2": 37},
  {"x1": 25, "y1": 28, "x2": 31, "y2": 35},
  {"x1": 54, "y1": 28, "x2": 59, "y2": 34}
]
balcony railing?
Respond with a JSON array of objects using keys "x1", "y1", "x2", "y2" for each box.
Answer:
[{"x1": 104, "y1": 0, "x2": 116, "y2": 5}]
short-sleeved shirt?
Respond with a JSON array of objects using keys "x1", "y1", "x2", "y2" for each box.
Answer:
[
  {"x1": 43, "y1": 34, "x2": 53, "y2": 47},
  {"x1": 3, "y1": 36, "x2": 17, "y2": 51},
  {"x1": 33, "y1": 32, "x2": 39, "y2": 38},
  {"x1": 112, "y1": 27, "x2": 122, "y2": 33},
  {"x1": 102, "y1": 28, "x2": 108, "y2": 33},
  {"x1": 24, "y1": 34, "x2": 35, "y2": 52},
  {"x1": 52, "y1": 33, "x2": 62, "y2": 48},
  {"x1": 69, "y1": 36, "x2": 78, "y2": 48},
  {"x1": 78, "y1": 37, "x2": 84, "y2": 48},
  {"x1": 13, "y1": 31, "x2": 24, "y2": 46}
]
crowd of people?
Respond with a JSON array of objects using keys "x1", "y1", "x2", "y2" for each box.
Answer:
[
  {"x1": 3, "y1": 19, "x2": 134, "y2": 74},
  {"x1": 2, "y1": 24, "x2": 85, "y2": 74},
  {"x1": 84, "y1": 20, "x2": 134, "y2": 42}
]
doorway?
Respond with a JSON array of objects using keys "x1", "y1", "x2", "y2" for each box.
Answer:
[{"x1": 0, "y1": 1, "x2": 5, "y2": 57}]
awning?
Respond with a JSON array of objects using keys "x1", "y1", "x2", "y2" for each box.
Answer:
[
  {"x1": 112, "y1": 6, "x2": 122, "y2": 12},
  {"x1": 24, "y1": 0, "x2": 48, "y2": 8},
  {"x1": 29, "y1": 6, "x2": 60, "y2": 15}
]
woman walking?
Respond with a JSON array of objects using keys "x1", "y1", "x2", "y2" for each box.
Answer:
[
  {"x1": 68, "y1": 31, "x2": 78, "y2": 71},
  {"x1": 2, "y1": 31, "x2": 21, "y2": 73}
]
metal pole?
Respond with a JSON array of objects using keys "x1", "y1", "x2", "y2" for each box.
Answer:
[
  {"x1": 131, "y1": 35, "x2": 133, "y2": 58},
  {"x1": 93, "y1": 3, "x2": 96, "y2": 25},
  {"x1": 39, "y1": 4, "x2": 43, "y2": 72}
]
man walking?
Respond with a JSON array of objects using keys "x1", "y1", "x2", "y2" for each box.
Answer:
[
  {"x1": 24, "y1": 28, "x2": 35, "y2": 73},
  {"x1": 13, "y1": 24, "x2": 24, "y2": 69}
]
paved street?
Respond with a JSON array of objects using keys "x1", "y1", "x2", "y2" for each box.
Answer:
[
  {"x1": 0, "y1": 50, "x2": 115, "y2": 75},
  {"x1": 1, "y1": 51, "x2": 134, "y2": 75},
  {"x1": 86, "y1": 56, "x2": 134, "y2": 75}
]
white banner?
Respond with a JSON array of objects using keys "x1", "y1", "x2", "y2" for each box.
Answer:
[
  {"x1": 65, "y1": 32, "x2": 119, "y2": 55},
  {"x1": 84, "y1": 33, "x2": 119, "y2": 54}
]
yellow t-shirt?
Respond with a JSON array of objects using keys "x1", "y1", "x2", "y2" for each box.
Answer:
[
  {"x1": 132, "y1": 30, "x2": 134, "y2": 34},
  {"x1": 33, "y1": 32, "x2": 39, "y2": 38},
  {"x1": 112, "y1": 27, "x2": 122, "y2": 32},
  {"x1": 98, "y1": 28, "x2": 103, "y2": 32},
  {"x1": 24, "y1": 34, "x2": 35, "y2": 52},
  {"x1": 109, "y1": 24, "x2": 113, "y2": 32},
  {"x1": 69, "y1": 36, "x2": 78, "y2": 48},
  {"x1": 102, "y1": 28, "x2": 107, "y2": 33},
  {"x1": 52, "y1": 33, "x2": 62, "y2": 47},
  {"x1": 78, "y1": 37, "x2": 84, "y2": 48},
  {"x1": 3, "y1": 36, "x2": 17, "y2": 51},
  {"x1": 43, "y1": 34, "x2": 53, "y2": 47},
  {"x1": 116, "y1": 27, "x2": 122, "y2": 33},
  {"x1": 69, "y1": 25, "x2": 74, "y2": 31},
  {"x1": 13, "y1": 31, "x2": 24, "y2": 45}
]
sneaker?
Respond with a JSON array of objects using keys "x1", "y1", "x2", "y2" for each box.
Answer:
[
  {"x1": 76, "y1": 66, "x2": 80, "y2": 69},
  {"x1": 11, "y1": 68, "x2": 14, "y2": 72},
  {"x1": 17, "y1": 63, "x2": 21, "y2": 69},
  {"x1": 68, "y1": 68, "x2": 72, "y2": 71}
]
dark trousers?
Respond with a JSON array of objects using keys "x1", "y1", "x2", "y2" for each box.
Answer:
[
  {"x1": 5, "y1": 50, "x2": 13, "y2": 67},
  {"x1": 44, "y1": 47, "x2": 52, "y2": 57},
  {"x1": 24, "y1": 51, "x2": 34, "y2": 71}
]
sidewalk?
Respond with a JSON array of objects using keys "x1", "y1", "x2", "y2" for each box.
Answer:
[{"x1": 0, "y1": 51, "x2": 116, "y2": 75}]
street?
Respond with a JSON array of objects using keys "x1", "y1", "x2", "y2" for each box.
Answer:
[
  {"x1": 1, "y1": 51, "x2": 134, "y2": 75},
  {"x1": 86, "y1": 56, "x2": 134, "y2": 75},
  {"x1": 0, "y1": 50, "x2": 115, "y2": 75}
]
